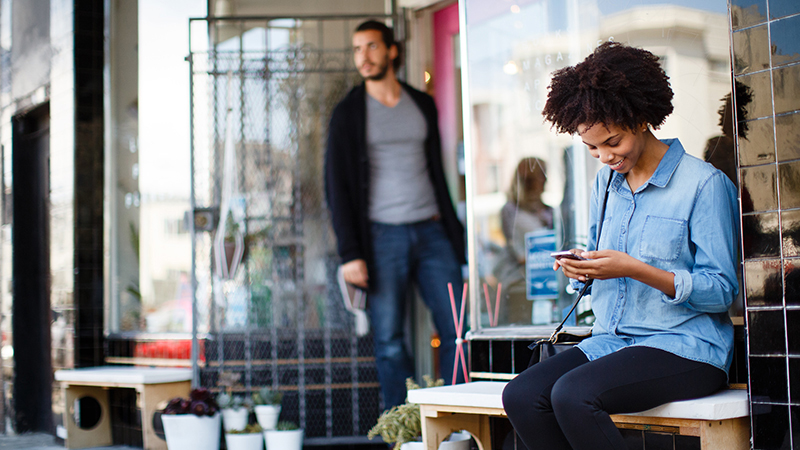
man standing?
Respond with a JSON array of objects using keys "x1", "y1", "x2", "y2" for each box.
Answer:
[{"x1": 325, "y1": 20, "x2": 466, "y2": 409}]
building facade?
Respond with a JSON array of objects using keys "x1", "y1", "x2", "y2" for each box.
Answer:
[{"x1": 0, "y1": 0, "x2": 797, "y2": 449}]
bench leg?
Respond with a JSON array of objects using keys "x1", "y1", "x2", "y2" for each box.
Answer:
[
  {"x1": 138, "y1": 381, "x2": 192, "y2": 450},
  {"x1": 699, "y1": 417, "x2": 750, "y2": 450},
  {"x1": 420, "y1": 408, "x2": 492, "y2": 450},
  {"x1": 62, "y1": 385, "x2": 113, "y2": 449}
]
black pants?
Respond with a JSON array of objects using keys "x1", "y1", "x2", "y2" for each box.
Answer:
[{"x1": 502, "y1": 346, "x2": 727, "y2": 450}]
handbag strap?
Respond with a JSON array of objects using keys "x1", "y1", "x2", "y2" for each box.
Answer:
[{"x1": 549, "y1": 171, "x2": 614, "y2": 342}]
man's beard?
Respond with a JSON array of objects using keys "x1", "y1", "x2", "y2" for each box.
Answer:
[{"x1": 364, "y1": 54, "x2": 391, "y2": 81}]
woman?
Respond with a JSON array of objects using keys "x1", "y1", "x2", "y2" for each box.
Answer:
[
  {"x1": 501, "y1": 42, "x2": 739, "y2": 450},
  {"x1": 492, "y1": 158, "x2": 553, "y2": 324}
]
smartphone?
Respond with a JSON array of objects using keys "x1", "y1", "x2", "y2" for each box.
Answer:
[{"x1": 550, "y1": 250, "x2": 587, "y2": 261}]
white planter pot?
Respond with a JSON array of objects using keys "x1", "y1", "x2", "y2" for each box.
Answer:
[
  {"x1": 221, "y1": 407, "x2": 250, "y2": 432},
  {"x1": 161, "y1": 413, "x2": 221, "y2": 450},
  {"x1": 225, "y1": 432, "x2": 264, "y2": 450},
  {"x1": 253, "y1": 405, "x2": 281, "y2": 430},
  {"x1": 263, "y1": 428, "x2": 303, "y2": 450},
  {"x1": 399, "y1": 431, "x2": 471, "y2": 450},
  {"x1": 439, "y1": 431, "x2": 471, "y2": 450}
]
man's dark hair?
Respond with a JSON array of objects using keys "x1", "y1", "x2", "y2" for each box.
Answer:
[
  {"x1": 355, "y1": 20, "x2": 402, "y2": 72},
  {"x1": 542, "y1": 42, "x2": 674, "y2": 135}
]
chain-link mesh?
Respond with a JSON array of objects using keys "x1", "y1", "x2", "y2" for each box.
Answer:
[{"x1": 189, "y1": 17, "x2": 389, "y2": 443}]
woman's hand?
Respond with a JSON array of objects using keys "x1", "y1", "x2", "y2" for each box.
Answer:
[
  {"x1": 554, "y1": 249, "x2": 636, "y2": 282},
  {"x1": 553, "y1": 249, "x2": 676, "y2": 297}
]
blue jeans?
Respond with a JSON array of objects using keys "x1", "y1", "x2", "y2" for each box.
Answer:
[{"x1": 368, "y1": 219, "x2": 465, "y2": 410}]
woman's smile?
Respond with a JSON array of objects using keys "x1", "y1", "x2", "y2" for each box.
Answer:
[{"x1": 608, "y1": 158, "x2": 625, "y2": 170}]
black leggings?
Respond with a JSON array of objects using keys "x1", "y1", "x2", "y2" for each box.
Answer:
[{"x1": 502, "y1": 346, "x2": 727, "y2": 450}]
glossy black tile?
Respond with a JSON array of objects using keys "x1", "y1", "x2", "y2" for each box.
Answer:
[
  {"x1": 770, "y1": 15, "x2": 800, "y2": 68},
  {"x1": 733, "y1": 25, "x2": 770, "y2": 75},
  {"x1": 779, "y1": 161, "x2": 800, "y2": 209},
  {"x1": 736, "y1": 71, "x2": 773, "y2": 120},
  {"x1": 731, "y1": 0, "x2": 768, "y2": 29},
  {"x1": 789, "y1": 358, "x2": 800, "y2": 404},
  {"x1": 752, "y1": 403, "x2": 791, "y2": 449},
  {"x1": 742, "y1": 213, "x2": 780, "y2": 259},
  {"x1": 786, "y1": 259, "x2": 800, "y2": 307},
  {"x1": 788, "y1": 310, "x2": 800, "y2": 355},
  {"x1": 745, "y1": 259, "x2": 784, "y2": 307},
  {"x1": 739, "y1": 118, "x2": 776, "y2": 166},
  {"x1": 750, "y1": 356, "x2": 788, "y2": 403},
  {"x1": 749, "y1": 310, "x2": 787, "y2": 355},
  {"x1": 776, "y1": 113, "x2": 800, "y2": 162},
  {"x1": 773, "y1": 64, "x2": 800, "y2": 115},
  {"x1": 769, "y1": 0, "x2": 800, "y2": 19},
  {"x1": 741, "y1": 165, "x2": 779, "y2": 213},
  {"x1": 783, "y1": 211, "x2": 800, "y2": 258}
]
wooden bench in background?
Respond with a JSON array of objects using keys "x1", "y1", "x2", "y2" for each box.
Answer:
[
  {"x1": 55, "y1": 366, "x2": 192, "y2": 450},
  {"x1": 407, "y1": 381, "x2": 750, "y2": 450}
]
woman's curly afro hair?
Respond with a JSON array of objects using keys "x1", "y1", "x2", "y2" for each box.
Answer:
[{"x1": 542, "y1": 41, "x2": 674, "y2": 135}]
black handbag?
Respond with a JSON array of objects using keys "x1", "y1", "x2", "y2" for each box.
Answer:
[{"x1": 528, "y1": 173, "x2": 614, "y2": 368}]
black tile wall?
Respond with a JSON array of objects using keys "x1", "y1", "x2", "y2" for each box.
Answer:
[
  {"x1": 769, "y1": 0, "x2": 800, "y2": 19},
  {"x1": 769, "y1": 15, "x2": 800, "y2": 67},
  {"x1": 779, "y1": 161, "x2": 800, "y2": 209},
  {"x1": 752, "y1": 403, "x2": 791, "y2": 449},
  {"x1": 734, "y1": 3, "x2": 800, "y2": 448},
  {"x1": 731, "y1": 0, "x2": 768, "y2": 29},
  {"x1": 733, "y1": 25, "x2": 770, "y2": 75},
  {"x1": 776, "y1": 112, "x2": 800, "y2": 162},
  {"x1": 786, "y1": 259, "x2": 800, "y2": 306},
  {"x1": 786, "y1": 310, "x2": 800, "y2": 354},
  {"x1": 742, "y1": 213, "x2": 780, "y2": 258},
  {"x1": 739, "y1": 117, "x2": 775, "y2": 166},
  {"x1": 782, "y1": 211, "x2": 800, "y2": 257},
  {"x1": 748, "y1": 310, "x2": 786, "y2": 355},
  {"x1": 744, "y1": 259, "x2": 783, "y2": 307},
  {"x1": 750, "y1": 356, "x2": 789, "y2": 402},
  {"x1": 773, "y1": 64, "x2": 800, "y2": 115},
  {"x1": 741, "y1": 165, "x2": 778, "y2": 213},
  {"x1": 736, "y1": 70, "x2": 773, "y2": 120}
]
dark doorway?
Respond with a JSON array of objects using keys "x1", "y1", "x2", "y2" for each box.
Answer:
[{"x1": 12, "y1": 104, "x2": 53, "y2": 433}]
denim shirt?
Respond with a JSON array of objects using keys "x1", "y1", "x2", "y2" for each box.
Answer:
[{"x1": 575, "y1": 138, "x2": 740, "y2": 374}]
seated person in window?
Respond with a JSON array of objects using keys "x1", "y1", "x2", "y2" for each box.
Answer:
[{"x1": 492, "y1": 157, "x2": 553, "y2": 325}]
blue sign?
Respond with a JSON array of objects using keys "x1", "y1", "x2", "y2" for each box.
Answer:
[{"x1": 525, "y1": 229, "x2": 558, "y2": 300}]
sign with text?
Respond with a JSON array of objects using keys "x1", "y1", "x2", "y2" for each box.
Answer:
[{"x1": 525, "y1": 229, "x2": 558, "y2": 300}]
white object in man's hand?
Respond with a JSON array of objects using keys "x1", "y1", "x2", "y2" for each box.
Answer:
[{"x1": 342, "y1": 259, "x2": 369, "y2": 288}]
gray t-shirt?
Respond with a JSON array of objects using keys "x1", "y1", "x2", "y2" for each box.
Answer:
[{"x1": 366, "y1": 90, "x2": 439, "y2": 224}]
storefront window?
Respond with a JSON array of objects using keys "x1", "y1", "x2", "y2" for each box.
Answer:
[
  {"x1": 461, "y1": 0, "x2": 732, "y2": 332},
  {"x1": 107, "y1": 0, "x2": 206, "y2": 333}
]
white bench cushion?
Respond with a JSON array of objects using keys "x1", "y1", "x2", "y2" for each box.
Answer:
[
  {"x1": 407, "y1": 381, "x2": 749, "y2": 421},
  {"x1": 55, "y1": 366, "x2": 192, "y2": 385}
]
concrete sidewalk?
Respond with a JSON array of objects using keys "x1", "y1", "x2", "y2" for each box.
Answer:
[{"x1": 0, "y1": 433, "x2": 137, "y2": 450}]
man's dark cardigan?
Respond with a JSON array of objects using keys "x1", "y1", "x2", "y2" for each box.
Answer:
[{"x1": 324, "y1": 82, "x2": 466, "y2": 288}]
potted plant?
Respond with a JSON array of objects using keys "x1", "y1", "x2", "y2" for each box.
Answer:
[
  {"x1": 160, "y1": 387, "x2": 221, "y2": 450},
  {"x1": 225, "y1": 423, "x2": 263, "y2": 450},
  {"x1": 251, "y1": 386, "x2": 283, "y2": 430},
  {"x1": 368, "y1": 377, "x2": 471, "y2": 450},
  {"x1": 263, "y1": 421, "x2": 303, "y2": 450},
  {"x1": 217, "y1": 371, "x2": 252, "y2": 432}
]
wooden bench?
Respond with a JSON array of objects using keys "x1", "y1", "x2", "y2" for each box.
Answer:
[
  {"x1": 55, "y1": 366, "x2": 192, "y2": 450},
  {"x1": 407, "y1": 381, "x2": 749, "y2": 450}
]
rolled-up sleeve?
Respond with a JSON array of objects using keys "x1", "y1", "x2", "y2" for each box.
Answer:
[{"x1": 671, "y1": 172, "x2": 739, "y2": 313}]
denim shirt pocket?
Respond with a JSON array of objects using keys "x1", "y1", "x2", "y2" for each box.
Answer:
[{"x1": 639, "y1": 216, "x2": 687, "y2": 261}]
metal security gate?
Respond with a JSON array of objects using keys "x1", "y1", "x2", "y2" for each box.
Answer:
[{"x1": 187, "y1": 14, "x2": 396, "y2": 444}]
